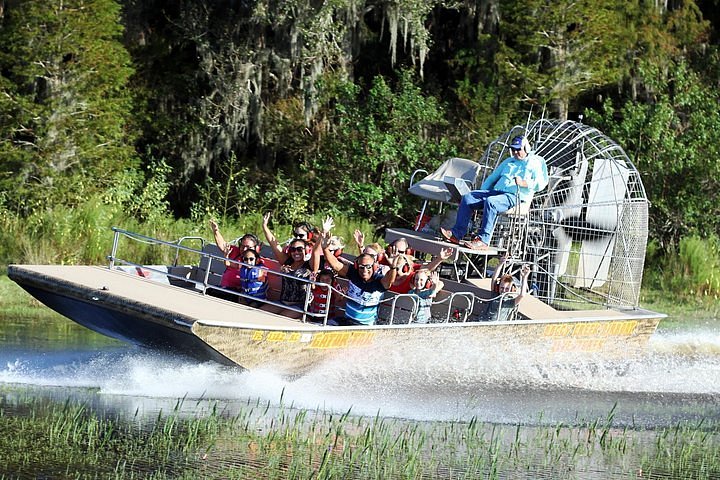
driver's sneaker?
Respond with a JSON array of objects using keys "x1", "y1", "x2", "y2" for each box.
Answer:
[
  {"x1": 439, "y1": 227, "x2": 460, "y2": 244},
  {"x1": 463, "y1": 238, "x2": 489, "y2": 251}
]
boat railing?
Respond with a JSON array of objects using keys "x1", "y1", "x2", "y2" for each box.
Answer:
[
  {"x1": 173, "y1": 236, "x2": 206, "y2": 266},
  {"x1": 107, "y1": 227, "x2": 523, "y2": 327},
  {"x1": 108, "y1": 227, "x2": 337, "y2": 325},
  {"x1": 380, "y1": 294, "x2": 419, "y2": 325}
]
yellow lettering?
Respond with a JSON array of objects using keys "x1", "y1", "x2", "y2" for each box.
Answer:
[
  {"x1": 252, "y1": 331, "x2": 265, "y2": 341},
  {"x1": 266, "y1": 331, "x2": 287, "y2": 342}
]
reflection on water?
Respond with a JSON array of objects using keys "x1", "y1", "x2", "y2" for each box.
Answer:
[{"x1": 1, "y1": 313, "x2": 719, "y2": 428}]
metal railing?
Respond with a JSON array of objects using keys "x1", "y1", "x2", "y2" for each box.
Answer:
[{"x1": 107, "y1": 227, "x2": 515, "y2": 327}]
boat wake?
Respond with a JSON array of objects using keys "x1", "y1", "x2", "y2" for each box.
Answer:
[{"x1": 1, "y1": 328, "x2": 718, "y2": 424}]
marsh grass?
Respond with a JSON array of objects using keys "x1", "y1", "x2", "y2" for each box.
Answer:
[
  {"x1": 1, "y1": 394, "x2": 718, "y2": 479},
  {"x1": 0, "y1": 200, "x2": 381, "y2": 268}
]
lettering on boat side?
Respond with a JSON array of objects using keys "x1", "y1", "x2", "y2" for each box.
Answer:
[
  {"x1": 309, "y1": 332, "x2": 375, "y2": 349},
  {"x1": 550, "y1": 338, "x2": 607, "y2": 353},
  {"x1": 542, "y1": 321, "x2": 638, "y2": 338},
  {"x1": 249, "y1": 330, "x2": 370, "y2": 347}
]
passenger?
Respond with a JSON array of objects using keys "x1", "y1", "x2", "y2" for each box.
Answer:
[
  {"x1": 291, "y1": 221, "x2": 316, "y2": 242},
  {"x1": 208, "y1": 220, "x2": 262, "y2": 301},
  {"x1": 389, "y1": 247, "x2": 453, "y2": 294},
  {"x1": 261, "y1": 213, "x2": 314, "y2": 319},
  {"x1": 321, "y1": 234, "x2": 402, "y2": 326},
  {"x1": 480, "y1": 257, "x2": 531, "y2": 322},
  {"x1": 381, "y1": 237, "x2": 411, "y2": 266},
  {"x1": 440, "y1": 135, "x2": 548, "y2": 250},
  {"x1": 238, "y1": 250, "x2": 268, "y2": 307},
  {"x1": 307, "y1": 268, "x2": 343, "y2": 322},
  {"x1": 409, "y1": 269, "x2": 444, "y2": 324},
  {"x1": 311, "y1": 216, "x2": 345, "y2": 271}
]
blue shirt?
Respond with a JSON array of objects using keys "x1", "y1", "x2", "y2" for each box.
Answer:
[
  {"x1": 481, "y1": 152, "x2": 548, "y2": 202},
  {"x1": 409, "y1": 288, "x2": 434, "y2": 323},
  {"x1": 344, "y1": 266, "x2": 388, "y2": 325}
]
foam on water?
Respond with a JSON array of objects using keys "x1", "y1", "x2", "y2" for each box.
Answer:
[{"x1": 1, "y1": 328, "x2": 718, "y2": 423}]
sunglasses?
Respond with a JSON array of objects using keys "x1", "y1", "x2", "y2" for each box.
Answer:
[
  {"x1": 290, "y1": 246, "x2": 305, "y2": 253},
  {"x1": 511, "y1": 148, "x2": 522, "y2": 153},
  {"x1": 357, "y1": 264, "x2": 374, "y2": 270},
  {"x1": 294, "y1": 231, "x2": 307, "y2": 238},
  {"x1": 243, "y1": 257, "x2": 257, "y2": 262}
]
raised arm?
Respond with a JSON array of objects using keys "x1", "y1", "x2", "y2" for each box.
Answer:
[
  {"x1": 311, "y1": 216, "x2": 335, "y2": 272},
  {"x1": 429, "y1": 271, "x2": 444, "y2": 298},
  {"x1": 353, "y1": 229, "x2": 365, "y2": 254},
  {"x1": 380, "y1": 254, "x2": 401, "y2": 290},
  {"x1": 209, "y1": 220, "x2": 231, "y2": 255},
  {"x1": 262, "y1": 212, "x2": 288, "y2": 263},
  {"x1": 513, "y1": 264, "x2": 531, "y2": 306},
  {"x1": 322, "y1": 235, "x2": 349, "y2": 277},
  {"x1": 491, "y1": 255, "x2": 509, "y2": 287},
  {"x1": 425, "y1": 246, "x2": 454, "y2": 272}
]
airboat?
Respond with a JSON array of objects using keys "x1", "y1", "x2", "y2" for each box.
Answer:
[{"x1": 8, "y1": 120, "x2": 664, "y2": 376}]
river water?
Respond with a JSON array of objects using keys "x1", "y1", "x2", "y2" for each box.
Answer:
[{"x1": 1, "y1": 308, "x2": 719, "y2": 428}]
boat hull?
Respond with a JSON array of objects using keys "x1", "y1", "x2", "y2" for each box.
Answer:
[
  {"x1": 8, "y1": 264, "x2": 664, "y2": 376},
  {"x1": 8, "y1": 265, "x2": 240, "y2": 365},
  {"x1": 192, "y1": 315, "x2": 662, "y2": 377}
]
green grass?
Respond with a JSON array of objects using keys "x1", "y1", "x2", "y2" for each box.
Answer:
[{"x1": 0, "y1": 395, "x2": 718, "y2": 479}]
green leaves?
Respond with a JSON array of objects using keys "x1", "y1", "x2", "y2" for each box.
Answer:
[{"x1": 0, "y1": 0, "x2": 137, "y2": 215}]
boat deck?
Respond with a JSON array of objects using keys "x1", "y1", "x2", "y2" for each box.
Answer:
[{"x1": 9, "y1": 264, "x2": 310, "y2": 330}]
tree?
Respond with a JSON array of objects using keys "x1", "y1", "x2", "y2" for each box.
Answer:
[
  {"x1": 0, "y1": 0, "x2": 137, "y2": 213},
  {"x1": 496, "y1": 0, "x2": 631, "y2": 120}
]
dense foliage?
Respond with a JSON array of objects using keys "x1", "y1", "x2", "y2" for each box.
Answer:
[{"x1": 1, "y1": 1, "x2": 719, "y2": 258}]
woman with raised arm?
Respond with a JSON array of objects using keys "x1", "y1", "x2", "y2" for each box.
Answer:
[{"x1": 261, "y1": 212, "x2": 313, "y2": 319}]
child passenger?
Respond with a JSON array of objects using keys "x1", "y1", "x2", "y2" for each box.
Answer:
[
  {"x1": 409, "y1": 269, "x2": 444, "y2": 324},
  {"x1": 238, "y1": 250, "x2": 268, "y2": 307},
  {"x1": 308, "y1": 268, "x2": 343, "y2": 322}
]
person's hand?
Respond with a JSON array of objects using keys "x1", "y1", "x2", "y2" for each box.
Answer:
[
  {"x1": 353, "y1": 229, "x2": 365, "y2": 247},
  {"x1": 321, "y1": 232, "x2": 330, "y2": 249},
  {"x1": 392, "y1": 253, "x2": 405, "y2": 270},
  {"x1": 322, "y1": 216, "x2": 335, "y2": 235},
  {"x1": 262, "y1": 212, "x2": 271, "y2": 226},
  {"x1": 439, "y1": 246, "x2": 454, "y2": 260},
  {"x1": 430, "y1": 271, "x2": 440, "y2": 285},
  {"x1": 210, "y1": 220, "x2": 219, "y2": 233},
  {"x1": 521, "y1": 264, "x2": 531, "y2": 277}
]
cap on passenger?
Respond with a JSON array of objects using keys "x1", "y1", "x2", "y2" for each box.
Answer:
[{"x1": 510, "y1": 136, "x2": 524, "y2": 150}]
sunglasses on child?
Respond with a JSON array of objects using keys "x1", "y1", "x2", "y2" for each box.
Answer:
[
  {"x1": 294, "y1": 231, "x2": 307, "y2": 238},
  {"x1": 243, "y1": 256, "x2": 257, "y2": 262}
]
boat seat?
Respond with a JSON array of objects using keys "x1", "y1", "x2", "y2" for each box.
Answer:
[
  {"x1": 191, "y1": 244, "x2": 226, "y2": 287},
  {"x1": 261, "y1": 258, "x2": 282, "y2": 301},
  {"x1": 408, "y1": 157, "x2": 484, "y2": 230}
]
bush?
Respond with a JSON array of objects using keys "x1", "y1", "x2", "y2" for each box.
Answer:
[{"x1": 647, "y1": 235, "x2": 720, "y2": 302}]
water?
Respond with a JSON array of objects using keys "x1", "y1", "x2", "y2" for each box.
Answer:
[{"x1": 1, "y1": 312, "x2": 719, "y2": 427}]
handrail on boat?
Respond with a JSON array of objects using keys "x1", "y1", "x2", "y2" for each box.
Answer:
[
  {"x1": 108, "y1": 227, "x2": 336, "y2": 325},
  {"x1": 107, "y1": 227, "x2": 524, "y2": 327}
]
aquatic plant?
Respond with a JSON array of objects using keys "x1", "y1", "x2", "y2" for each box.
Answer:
[{"x1": 1, "y1": 394, "x2": 718, "y2": 479}]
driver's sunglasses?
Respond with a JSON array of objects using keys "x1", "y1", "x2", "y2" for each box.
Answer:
[{"x1": 511, "y1": 148, "x2": 522, "y2": 153}]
